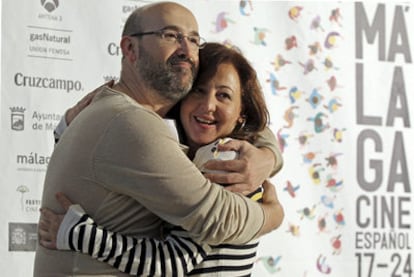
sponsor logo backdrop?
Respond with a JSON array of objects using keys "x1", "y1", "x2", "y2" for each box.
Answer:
[{"x1": 1, "y1": 1, "x2": 413, "y2": 276}]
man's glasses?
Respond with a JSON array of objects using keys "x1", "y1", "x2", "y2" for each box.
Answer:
[{"x1": 130, "y1": 28, "x2": 206, "y2": 49}]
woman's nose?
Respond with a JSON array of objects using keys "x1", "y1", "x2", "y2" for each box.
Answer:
[{"x1": 199, "y1": 94, "x2": 216, "y2": 113}]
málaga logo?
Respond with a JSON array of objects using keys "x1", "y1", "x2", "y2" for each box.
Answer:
[
  {"x1": 10, "y1": 107, "x2": 26, "y2": 131},
  {"x1": 40, "y1": 0, "x2": 59, "y2": 13}
]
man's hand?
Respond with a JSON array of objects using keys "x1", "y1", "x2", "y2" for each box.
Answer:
[
  {"x1": 203, "y1": 139, "x2": 276, "y2": 195},
  {"x1": 65, "y1": 80, "x2": 115, "y2": 125},
  {"x1": 38, "y1": 193, "x2": 73, "y2": 249}
]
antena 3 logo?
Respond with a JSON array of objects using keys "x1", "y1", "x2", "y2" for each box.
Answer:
[{"x1": 40, "y1": 0, "x2": 59, "y2": 13}]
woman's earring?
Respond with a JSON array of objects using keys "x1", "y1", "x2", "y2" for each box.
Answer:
[
  {"x1": 240, "y1": 119, "x2": 246, "y2": 130},
  {"x1": 237, "y1": 117, "x2": 246, "y2": 132}
]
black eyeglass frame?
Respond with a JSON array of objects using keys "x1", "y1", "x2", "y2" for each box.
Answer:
[{"x1": 129, "y1": 28, "x2": 206, "y2": 49}]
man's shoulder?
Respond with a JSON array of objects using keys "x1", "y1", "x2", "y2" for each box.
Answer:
[
  {"x1": 94, "y1": 88, "x2": 161, "y2": 121},
  {"x1": 93, "y1": 94, "x2": 169, "y2": 138}
]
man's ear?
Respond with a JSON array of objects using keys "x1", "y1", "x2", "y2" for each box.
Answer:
[{"x1": 120, "y1": 36, "x2": 137, "y2": 62}]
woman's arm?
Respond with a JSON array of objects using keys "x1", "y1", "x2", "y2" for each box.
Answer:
[
  {"x1": 38, "y1": 186, "x2": 272, "y2": 276},
  {"x1": 40, "y1": 199, "x2": 210, "y2": 276},
  {"x1": 38, "y1": 184, "x2": 281, "y2": 276}
]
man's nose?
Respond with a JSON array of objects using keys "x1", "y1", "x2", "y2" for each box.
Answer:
[
  {"x1": 176, "y1": 36, "x2": 196, "y2": 56},
  {"x1": 172, "y1": 35, "x2": 200, "y2": 72}
]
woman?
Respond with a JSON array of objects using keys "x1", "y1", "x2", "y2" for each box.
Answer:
[{"x1": 39, "y1": 43, "x2": 284, "y2": 276}]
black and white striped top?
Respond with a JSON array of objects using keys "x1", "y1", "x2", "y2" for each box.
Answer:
[{"x1": 57, "y1": 188, "x2": 263, "y2": 277}]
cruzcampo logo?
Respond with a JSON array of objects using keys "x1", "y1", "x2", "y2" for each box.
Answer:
[
  {"x1": 40, "y1": 0, "x2": 59, "y2": 13},
  {"x1": 10, "y1": 107, "x2": 26, "y2": 131}
]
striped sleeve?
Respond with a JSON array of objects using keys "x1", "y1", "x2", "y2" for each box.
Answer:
[
  {"x1": 53, "y1": 116, "x2": 68, "y2": 144},
  {"x1": 56, "y1": 205, "x2": 210, "y2": 276}
]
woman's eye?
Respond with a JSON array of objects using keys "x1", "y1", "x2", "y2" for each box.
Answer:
[{"x1": 218, "y1": 92, "x2": 231, "y2": 100}]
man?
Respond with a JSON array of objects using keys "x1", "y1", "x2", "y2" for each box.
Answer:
[{"x1": 34, "y1": 2, "x2": 283, "y2": 276}]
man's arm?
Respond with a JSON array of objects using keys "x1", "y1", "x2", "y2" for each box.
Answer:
[
  {"x1": 254, "y1": 127, "x2": 284, "y2": 175},
  {"x1": 94, "y1": 108, "x2": 281, "y2": 245},
  {"x1": 53, "y1": 85, "x2": 282, "y2": 245},
  {"x1": 203, "y1": 127, "x2": 283, "y2": 194},
  {"x1": 55, "y1": 84, "x2": 281, "y2": 195}
]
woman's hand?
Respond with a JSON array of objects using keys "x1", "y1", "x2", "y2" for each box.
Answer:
[
  {"x1": 258, "y1": 180, "x2": 284, "y2": 234},
  {"x1": 38, "y1": 193, "x2": 73, "y2": 249}
]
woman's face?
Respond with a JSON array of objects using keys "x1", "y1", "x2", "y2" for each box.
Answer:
[{"x1": 180, "y1": 62, "x2": 243, "y2": 149}]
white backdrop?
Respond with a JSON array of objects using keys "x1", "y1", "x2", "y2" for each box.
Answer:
[{"x1": 1, "y1": 1, "x2": 413, "y2": 276}]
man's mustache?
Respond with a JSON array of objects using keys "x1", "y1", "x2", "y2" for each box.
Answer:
[{"x1": 168, "y1": 55, "x2": 196, "y2": 73}]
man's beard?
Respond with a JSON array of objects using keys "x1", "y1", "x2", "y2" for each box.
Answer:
[{"x1": 137, "y1": 46, "x2": 197, "y2": 102}]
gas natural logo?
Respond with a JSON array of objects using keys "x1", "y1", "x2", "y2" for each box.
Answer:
[{"x1": 10, "y1": 107, "x2": 26, "y2": 131}]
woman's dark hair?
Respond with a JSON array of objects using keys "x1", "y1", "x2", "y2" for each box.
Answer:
[
  {"x1": 198, "y1": 42, "x2": 269, "y2": 142},
  {"x1": 169, "y1": 42, "x2": 270, "y2": 143}
]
